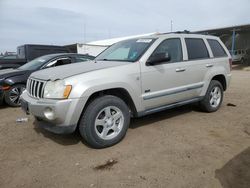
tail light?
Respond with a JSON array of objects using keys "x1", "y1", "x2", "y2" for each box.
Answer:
[{"x1": 229, "y1": 58, "x2": 232, "y2": 71}]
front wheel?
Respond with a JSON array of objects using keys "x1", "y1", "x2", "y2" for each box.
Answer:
[
  {"x1": 5, "y1": 84, "x2": 26, "y2": 107},
  {"x1": 199, "y1": 80, "x2": 224, "y2": 112},
  {"x1": 79, "y1": 95, "x2": 130, "y2": 148}
]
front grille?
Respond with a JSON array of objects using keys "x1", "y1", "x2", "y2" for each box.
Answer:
[{"x1": 26, "y1": 78, "x2": 46, "y2": 98}]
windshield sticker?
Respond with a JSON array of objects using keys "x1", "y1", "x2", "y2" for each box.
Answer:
[{"x1": 136, "y1": 39, "x2": 152, "y2": 43}]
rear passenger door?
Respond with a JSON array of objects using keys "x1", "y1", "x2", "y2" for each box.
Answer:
[{"x1": 181, "y1": 37, "x2": 211, "y2": 97}]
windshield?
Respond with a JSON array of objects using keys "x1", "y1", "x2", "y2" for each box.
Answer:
[
  {"x1": 18, "y1": 55, "x2": 54, "y2": 70},
  {"x1": 96, "y1": 38, "x2": 155, "y2": 62}
]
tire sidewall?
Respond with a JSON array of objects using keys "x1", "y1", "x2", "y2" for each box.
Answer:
[{"x1": 204, "y1": 80, "x2": 224, "y2": 112}]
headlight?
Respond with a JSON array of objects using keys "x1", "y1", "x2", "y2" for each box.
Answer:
[{"x1": 43, "y1": 80, "x2": 72, "y2": 99}]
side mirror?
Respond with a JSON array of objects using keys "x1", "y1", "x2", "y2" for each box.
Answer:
[{"x1": 146, "y1": 52, "x2": 171, "y2": 66}]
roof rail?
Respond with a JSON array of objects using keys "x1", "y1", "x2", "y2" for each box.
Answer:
[
  {"x1": 156, "y1": 30, "x2": 193, "y2": 35},
  {"x1": 174, "y1": 30, "x2": 191, "y2": 34}
]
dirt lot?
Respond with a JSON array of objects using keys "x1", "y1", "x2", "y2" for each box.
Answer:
[{"x1": 0, "y1": 67, "x2": 250, "y2": 188}]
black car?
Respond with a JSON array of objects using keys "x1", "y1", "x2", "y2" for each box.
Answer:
[
  {"x1": 0, "y1": 53, "x2": 94, "y2": 107},
  {"x1": 0, "y1": 44, "x2": 71, "y2": 70}
]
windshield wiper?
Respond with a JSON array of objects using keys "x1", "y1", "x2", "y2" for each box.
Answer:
[{"x1": 96, "y1": 58, "x2": 109, "y2": 61}]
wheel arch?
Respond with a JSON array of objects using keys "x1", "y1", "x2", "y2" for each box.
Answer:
[
  {"x1": 84, "y1": 88, "x2": 138, "y2": 117},
  {"x1": 75, "y1": 87, "x2": 139, "y2": 132},
  {"x1": 211, "y1": 74, "x2": 227, "y2": 91}
]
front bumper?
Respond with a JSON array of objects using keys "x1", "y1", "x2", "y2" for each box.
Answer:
[{"x1": 20, "y1": 91, "x2": 87, "y2": 134}]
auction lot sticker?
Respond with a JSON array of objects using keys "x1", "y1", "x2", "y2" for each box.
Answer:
[{"x1": 136, "y1": 39, "x2": 152, "y2": 43}]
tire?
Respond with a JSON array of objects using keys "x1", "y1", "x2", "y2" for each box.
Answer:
[
  {"x1": 241, "y1": 58, "x2": 245, "y2": 64},
  {"x1": 4, "y1": 84, "x2": 26, "y2": 107},
  {"x1": 35, "y1": 116, "x2": 43, "y2": 121},
  {"x1": 199, "y1": 80, "x2": 224, "y2": 112},
  {"x1": 79, "y1": 95, "x2": 130, "y2": 148}
]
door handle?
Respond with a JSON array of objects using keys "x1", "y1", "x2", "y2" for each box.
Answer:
[
  {"x1": 206, "y1": 64, "x2": 214, "y2": 68},
  {"x1": 175, "y1": 68, "x2": 186, "y2": 72}
]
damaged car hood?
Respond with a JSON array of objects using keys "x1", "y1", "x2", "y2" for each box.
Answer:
[{"x1": 30, "y1": 61, "x2": 129, "y2": 81}]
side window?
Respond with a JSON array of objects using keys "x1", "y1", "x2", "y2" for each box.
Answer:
[
  {"x1": 207, "y1": 39, "x2": 227, "y2": 58},
  {"x1": 148, "y1": 38, "x2": 183, "y2": 63},
  {"x1": 46, "y1": 57, "x2": 72, "y2": 68},
  {"x1": 185, "y1": 38, "x2": 209, "y2": 60}
]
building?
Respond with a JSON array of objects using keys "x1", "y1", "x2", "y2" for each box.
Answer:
[
  {"x1": 197, "y1": 24, "x2": 250, "y2": 62},
  {"x1": 65, "y1": 33, "x2": 156, "y2": 56}
]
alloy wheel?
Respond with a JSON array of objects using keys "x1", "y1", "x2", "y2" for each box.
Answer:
[
  {"x1": 94, "y1": 106, "x2": 124, "y2": 140},
  {"x1": 9, "y1": 86, "x2": 26, "y2": 105},
  {"x1": 209, "y1": 86, "x2": 222, "y2": 108}
]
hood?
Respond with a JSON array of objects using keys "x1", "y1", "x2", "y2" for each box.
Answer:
[
  {"x1": 0, "y1": 68, "x2": 29, "y2": 80},
  {"x1": 30, "y1": 60, "x2": 129, "y2": 81}
]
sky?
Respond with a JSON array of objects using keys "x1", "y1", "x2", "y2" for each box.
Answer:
[{"x1": 0, "y1": 0, "x2": 250, "y2": 53}]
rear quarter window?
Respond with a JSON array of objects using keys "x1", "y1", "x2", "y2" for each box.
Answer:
[
  {"x1": 185, "y1": 38, "x2": 209, "y2": 60},
  {"x1": 207, "y1": 39, "x2": 227, "y2": 58}
]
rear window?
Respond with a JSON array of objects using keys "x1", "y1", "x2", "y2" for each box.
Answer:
[
  {"x1": 207, "y1": 39, "x2": 227, "y2": 58},
  {"x1": 185, "y1": 38, "x2": 209, "y2": 60}
]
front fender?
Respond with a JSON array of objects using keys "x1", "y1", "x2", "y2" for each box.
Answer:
[
  {"x1": 80, "y1": 82, "x2": 142, "y2": 112},
  {"x1": 4, "y1": 74, "x2": 30, "y2": 86}
]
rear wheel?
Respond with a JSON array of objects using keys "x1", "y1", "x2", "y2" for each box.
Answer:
[
  {"x1": 199, "y1": 80, "x2": 223, "y2": 112},
  {"x1": 241, "y1": 58, "x2": 245, "y2": 64},
  {"x1": 5, "y1": 84, "x2": 26, "y2": 107},
  {"x1": 79, "y1": 95, "x2": 130, "y2": 148}
]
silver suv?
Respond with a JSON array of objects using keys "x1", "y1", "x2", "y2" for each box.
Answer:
[{"x1": 21, "y1": 33, "x2": 232, "y2": 148}]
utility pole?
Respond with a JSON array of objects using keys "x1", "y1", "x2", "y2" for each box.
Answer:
[
  {"x1": 83, "y1": 15, "x2": 87, "y2": 53},
  {"x1": 83, "y1": 15, "x2": 87, "y2": 44},
  {"x1": 171, "y1": 20, "x2": 173, "y2": 32},
  {"x1": 231, "y1": 28, "x2": 236, "y2": 54},
  {"x1": 84, "y1": 22, "x2": 86, "y2": 44}
]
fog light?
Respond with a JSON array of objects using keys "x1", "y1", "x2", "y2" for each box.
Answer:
[{"x1": 44, "y1": 107, "x2": 55, "y2": 120}]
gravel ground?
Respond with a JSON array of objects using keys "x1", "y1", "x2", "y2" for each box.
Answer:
[{"x1": 0, "y1": 67, "x2": 250, "y2": 188}]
